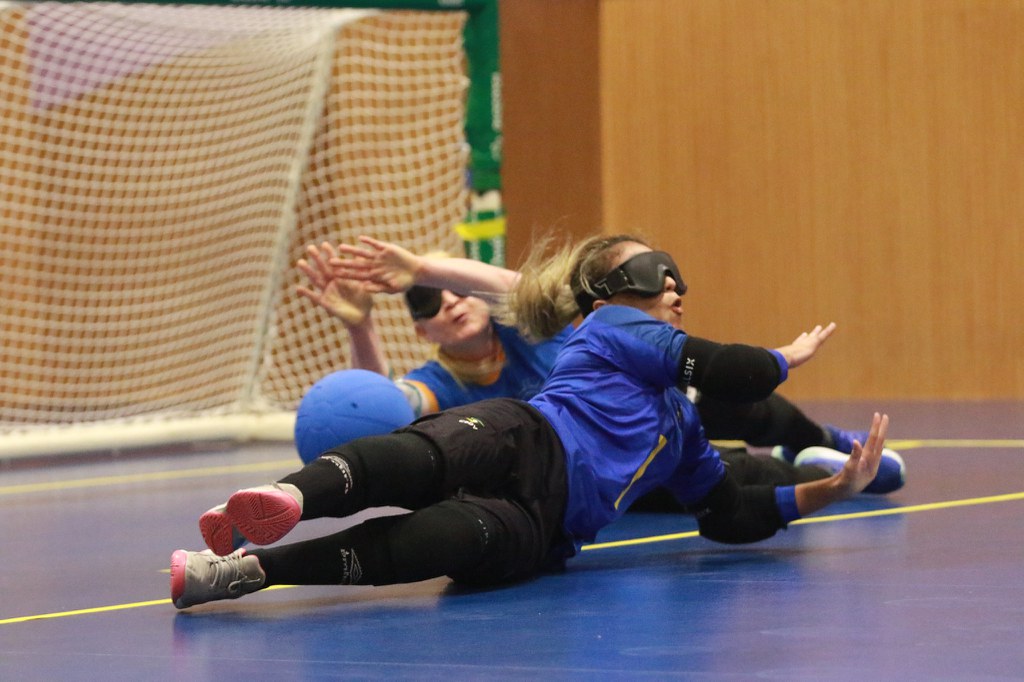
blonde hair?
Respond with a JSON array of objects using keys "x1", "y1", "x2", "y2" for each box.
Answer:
[{"x1": 504, "y1": 233, "x2": 651, "y2": 339}]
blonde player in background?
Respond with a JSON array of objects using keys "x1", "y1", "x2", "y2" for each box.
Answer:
[{"x1": 305, "y1": 235, "x2": 901, "y2": 468}]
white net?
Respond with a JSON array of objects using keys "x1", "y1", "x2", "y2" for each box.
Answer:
[{"x1": 0, "y1": 2, "x2": 468, "y2": 457}]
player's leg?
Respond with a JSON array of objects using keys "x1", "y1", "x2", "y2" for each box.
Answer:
[
  {"x1": 695, "y1": 392, "x2": 828, "y2": 453},
  {"x1": 252, "y1": 500, "x2": 491, "y2": 587},
  {"x1": 173, "y1": 495, "x2": 553, "y2": 608},
  {"x1": 252, "y1": 494, "x2": 555, "y2": 588},
  {"x1": 204, "y1": 398, "x2": 560, "y2": 554},
  {"x1": 695, "y1": 392, "x2": 887, "y2": 464},
  {"x1": 201, "y1": 431, "x2": 443, "y2": 553},
  {"x1": 719, "y1": 447, "x2": 831, "y2": 485}
]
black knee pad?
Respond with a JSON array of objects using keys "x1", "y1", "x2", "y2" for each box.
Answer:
[
  {"x1": 372, "y1": 500, "x2": 492, "y2": 585},
  {"x1": 446, "y1": 494, "x2": 548, "y2": 587},
  {"x1": 285, "y1": 432, "x2": 443, "y2": 517},
  {"x1": 692, "y1": 472, "x2": 785, "y2": 545}
]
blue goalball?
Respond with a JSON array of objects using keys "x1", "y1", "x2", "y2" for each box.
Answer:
[{"x1": 294, "y1": 369, "x2": 415, "y2": 464}]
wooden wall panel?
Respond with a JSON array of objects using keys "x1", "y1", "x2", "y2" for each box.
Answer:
[
  {"x1": 597, "y1": 0, "x2": 1024, "y2": 399},
  {"x1": 500, "y1": 0, "x2": 603, "y2": 267}
]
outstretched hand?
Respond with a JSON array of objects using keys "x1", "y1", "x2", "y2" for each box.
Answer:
[
  {"x1": 838, "y1": 412, "x2": 890, "y2": 495},
  {"x1": 776, "y1": 322, "x2": 837, "y2": 369},
  {"x1": 792, "y1": 412, "x2": 892, "y2": 516},
  {"x1": 296, "y1": 242, "x2": 373, "y2": 327},
  {"x1": 329, "y1": 235, "x2": 422, "y2": 294}
]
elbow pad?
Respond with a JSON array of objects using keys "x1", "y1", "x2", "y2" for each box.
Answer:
[
  {"x1": 691, "y1": 472, "x2": 785, "y2": 545},
  {"x1": 678, "y1": 336, "x2": 783, "y2": 403}
]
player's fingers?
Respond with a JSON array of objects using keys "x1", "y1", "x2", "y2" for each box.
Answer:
[
  {"x1": 295, "y1": 286, "x2": 318, "y2": 303},
  {"x1": 863, "y1": 413, "x2": 889, "y2": 457},
  {"x1": 858, "y1": 413, "x2": 878, "y2": 454},
  {"x1": 307, "y1": 244, "x2": 333, "y2": 273},
  {"x1": 336, "y1": 243, "x2": 375, "y2": 259},
  {"x1": 875, "y1": 413, "x2": 889, "y2": 450},
  {"x1": 296, "y1": 259, "x2": 324, "y2": 288},
  {"x1": 848, "y1": 439, "x2": 863, "y2": 462},
  {"x1": 358, "y1": 235, "x2": 386, "y2": 251},
  {"x1": 328, "y1": 257, "x2": 374, "y2": 275}
]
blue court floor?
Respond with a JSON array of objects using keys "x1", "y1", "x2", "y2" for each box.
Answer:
[{"x1": 2, "y1": 401, "x2": 1023, "y2": 680}]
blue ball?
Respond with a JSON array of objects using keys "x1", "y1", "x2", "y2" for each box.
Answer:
[{"x1": 294, "y1": 369, "x2": 415, "y2": 464}]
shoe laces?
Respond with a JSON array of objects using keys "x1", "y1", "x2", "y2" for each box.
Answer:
[{"x1": 209, "y1": 551, "x2": 262, "y2": 596}]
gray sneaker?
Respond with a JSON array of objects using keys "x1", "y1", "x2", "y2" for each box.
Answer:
[{"x1": 170, "y1": 548, "x2": 265, "y2": 609}]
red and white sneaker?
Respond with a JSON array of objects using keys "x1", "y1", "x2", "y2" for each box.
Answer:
[
  {"x1": 224, "y1": 483, "x2": 303, "y2": 547},
  {"x1": 198, "y1": 504, "x2": 247, "y2": 556}
]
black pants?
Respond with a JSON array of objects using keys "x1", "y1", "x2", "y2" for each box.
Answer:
[
  {"x1": 695, "y1": 392, "x2": 828, "y2": 452},
  {"x1": 399, "y1": 398, "x2": 572, "y2": 582},
  {"x1": 253, "y1": 402, "x2": 829, "y2": 587},
  {"x1": 255, "y1": 399, "x2": 570, "y2": 588}
]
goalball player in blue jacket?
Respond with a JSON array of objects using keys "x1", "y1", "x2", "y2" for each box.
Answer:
[{"x1": 171, "y1": 234, "x2": 900, "y2": 608}]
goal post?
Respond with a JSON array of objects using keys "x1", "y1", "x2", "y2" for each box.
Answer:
[{"x1": 0, "y1": 0, "x2": 503, "y2": 459}]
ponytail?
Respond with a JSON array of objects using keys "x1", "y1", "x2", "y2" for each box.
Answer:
[{"x1": 503, "y1": 233, "x2": 651, "y2": 339}]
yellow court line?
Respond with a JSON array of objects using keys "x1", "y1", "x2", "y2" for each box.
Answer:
[
  {"x1": 0, "y1": 460, "x2": 296, "y2": 496},
  {"x1": 790, "y1": 490, "x2": 1024, "y2": 524},
  {"x1": 711, "y1": 438, "x2": 1024, "y2": 451},
  {"x1": 886, "y1": 439, "x2": 1024, "y2": 449},
  {"x1": 3, "y1": 491, "x2": 1022, "y2": 625},
  {"x1": 2, "y1": 441, "x2": 1022, "y2": 621},
  {"x1": 0, "y1": 599, "x2": 173, "y2": 624},
  {"x1": 5, "y1": 439, "x2": 1020, "y2": 498},
  {"x1": 582, "y1": 528, "x2": 701, "y2": 550},
  {"x1": 582, "y1": 489, "x2": 1024, "y2": 551},
  {"x1": 0, "y1": 586, "x2": 296, "y2": 625}
]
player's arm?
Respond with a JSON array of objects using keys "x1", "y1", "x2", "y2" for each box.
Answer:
[
  {"x1": 331, "y1": 235, "x2": 519, "y2": 304},
  {"x1": 677, "y1": 324, "x2": 834, "y2": 402},
  {"x1": 296, "y1": 242, "x2": 392, "y2": 377},
  {"x1": 394, "y1": 379, "x2": 441, "y2": 419},
  {"x1": 414, "y1": 253, "x2": 519, "y2": 303},
  {"x1": 691, "y1": 412, "x2": 889, "y2": 544}
]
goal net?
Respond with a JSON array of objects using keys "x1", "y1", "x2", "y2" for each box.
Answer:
[{"x1": 0, "y1": 1, "x2": 498, "y2": 458}]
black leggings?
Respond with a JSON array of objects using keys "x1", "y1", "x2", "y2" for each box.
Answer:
[
  {"x1": 254, "y1": 498, "x2": 496, "y2": 587},
  {"x1": 251, "y1": 399, "x2": 832, "y2": 586},
  {"x1": 696, "y1": 392, "x2": 828, "y2": 452},
  {"x1": 255, "y1": 399, "x2": 569, "y2": 588}
]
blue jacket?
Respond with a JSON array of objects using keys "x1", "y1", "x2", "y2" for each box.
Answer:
[{"x1": 531, "y1": 305, "x2": 745, "y2": 546}]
